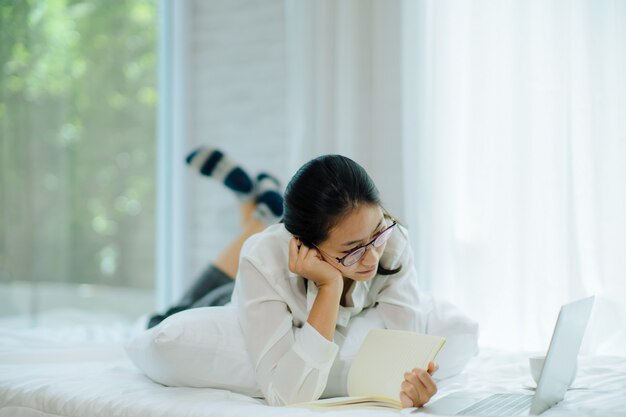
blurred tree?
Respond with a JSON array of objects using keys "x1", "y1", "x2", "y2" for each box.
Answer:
[{"x1": 0, "y1": 0, "x2": 156, "y2": 290}]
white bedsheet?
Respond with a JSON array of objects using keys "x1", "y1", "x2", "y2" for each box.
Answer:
[{"x1": 1, "y1": 323, "x2": 626, "y2": 417}]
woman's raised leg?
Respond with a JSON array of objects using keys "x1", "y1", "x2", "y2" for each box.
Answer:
[{"x1": 146, "y1": 149, "x2": 284, "y2": 328}]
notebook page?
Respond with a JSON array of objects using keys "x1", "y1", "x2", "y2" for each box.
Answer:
[{"x1": 347, "y1": 329, "x2": 446, "y2": 399}]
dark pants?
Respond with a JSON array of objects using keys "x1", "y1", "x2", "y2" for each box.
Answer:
[{"x1": 147, "y1": 264, "x2": 235, "y2": 329}]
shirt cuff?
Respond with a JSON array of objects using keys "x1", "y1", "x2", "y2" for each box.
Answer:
[{"x1": 292, "y1": 322, "x2": 339, "y2": 370}]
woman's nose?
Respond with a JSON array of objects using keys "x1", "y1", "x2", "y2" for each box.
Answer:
[{"x1": 361, "y1": 244, "x2": 379, "y2": 267}]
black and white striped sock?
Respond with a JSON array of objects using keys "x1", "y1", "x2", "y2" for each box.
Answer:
[
  {"x1": 185, "y1": 147, "x2": 254, "y2": 201},
  {"x1": 253, "y1": 173, "x2": 284, "y2": 225}
]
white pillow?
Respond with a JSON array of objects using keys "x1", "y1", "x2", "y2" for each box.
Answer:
[{"x1": 124, "y1": 306, "x2": 262, "y2": 397}]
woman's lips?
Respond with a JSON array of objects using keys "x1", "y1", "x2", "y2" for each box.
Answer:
[{"x1": 358, "y1": 267, "x2": 376, "y2": 275}]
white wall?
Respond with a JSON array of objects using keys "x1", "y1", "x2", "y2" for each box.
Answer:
[{"x1": 181, "y1": 0, "x2": 289, "y2": 292}]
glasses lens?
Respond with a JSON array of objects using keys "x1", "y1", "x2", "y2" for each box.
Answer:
[
  {"x1": 373, "y1": 226, "x2": 394, "y2": 248},
  {"x1": 343, "y1": 248, "x2": 365, "y2": 267}
]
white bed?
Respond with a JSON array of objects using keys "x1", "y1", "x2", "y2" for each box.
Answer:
[{"x1": 1, "y1": 321, "x2": 626, "y2": 417}]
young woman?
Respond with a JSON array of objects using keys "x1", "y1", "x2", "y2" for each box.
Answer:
[
  {"x1": 231, "y1": 154, "x2": 478, "y2": 407},
  {"x1": 149, "y1": 150, "x2": 478, "y2": 408}
]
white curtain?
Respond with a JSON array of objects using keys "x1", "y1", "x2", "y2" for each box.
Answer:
[
  {"x1": 284, "y1": 0, "x2": 407, "y2": 218},
  {"x1": 286, "y1": 0, "x2": 626, "y2": 354}
]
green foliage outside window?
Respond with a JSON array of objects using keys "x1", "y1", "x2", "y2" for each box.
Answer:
[{"x1": 0, "y1": 0, "x2": 157, "y2": 290}]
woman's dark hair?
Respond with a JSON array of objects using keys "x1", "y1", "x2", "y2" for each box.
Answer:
[{"x1": 283, "y1": 154, "x2": 401, "y2": 276}]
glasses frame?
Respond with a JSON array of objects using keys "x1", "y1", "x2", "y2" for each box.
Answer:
[{"x1": 314, "y1": 220, "x2": 397, "y2": 267}]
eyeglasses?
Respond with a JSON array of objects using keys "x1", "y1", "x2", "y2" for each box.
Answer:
[{"x1": 314, "y1": 220, "x2": 397, "y2": 267}]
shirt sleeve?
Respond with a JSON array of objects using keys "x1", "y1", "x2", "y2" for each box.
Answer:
[
  {"x1": 375, "y1": 238, "x2": 480, "y2": 379},
  {"x1": 236, "y1": 255, "x2": 339, "y2": 406}
]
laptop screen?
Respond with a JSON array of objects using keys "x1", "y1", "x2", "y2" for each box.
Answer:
[{"x1": 530, "y1": 296, "x2": 594, "y2": 414}]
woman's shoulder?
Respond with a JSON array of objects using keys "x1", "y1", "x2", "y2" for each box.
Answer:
[{"x1": 240, "y1": 223, "x2": 291, "y2": 272}]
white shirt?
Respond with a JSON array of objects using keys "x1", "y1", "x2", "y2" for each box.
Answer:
[{"x1": 232, "y1": 222, "x2": 479, "y2": 406}]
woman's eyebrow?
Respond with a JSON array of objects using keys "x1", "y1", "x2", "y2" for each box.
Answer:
[{"x1": 340, "y1": 217, "x2": 384, "y2": 247}]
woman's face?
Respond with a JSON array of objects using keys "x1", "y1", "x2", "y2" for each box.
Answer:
[{"x1": 317, "y1": 204, "x2": 389, "y2": 282}]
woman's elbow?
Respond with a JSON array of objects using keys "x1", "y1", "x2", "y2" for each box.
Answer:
[{"x1": 263, "y1": 378, "x2": 326, "y2": 406}]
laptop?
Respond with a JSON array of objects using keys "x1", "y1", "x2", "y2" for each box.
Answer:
[{"x1": 423, "y1": 296, "x2": 595, "y2": 416}]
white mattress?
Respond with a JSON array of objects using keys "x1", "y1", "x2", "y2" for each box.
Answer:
[{"x1": 1, "y1": 323, "x2": 626, "y2": 417}]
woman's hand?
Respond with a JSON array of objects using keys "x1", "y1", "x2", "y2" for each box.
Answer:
[
  {"x1": 288, "y1": 237, "x2": 342, "y2": 289},
  {"x1": 399, "y1": 361, "x2": 439, "y2": 408}
]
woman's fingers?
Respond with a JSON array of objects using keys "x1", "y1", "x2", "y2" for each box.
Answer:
[
  {"x1": 298, "y1": 243, "x2": 307, "y2": 254},
  {"x1": 400, "y1": 368, "x2": 438, "y2": 408},
  {"x1": 288, "y1": 237, "x2": 320, "y2": 276},
  {"x1": 288, "y1": 238, "x2": 342, "y2": 285},
  {"x1": 288, "y1": 238, "x2": 298, "y2": 272},
  {"x1": 414, "y1": 367, "x2": 438, "y2": 397},
  {"x1": 289, "y1": 238, "x2": 309, "y2": 272},
  {"x1": 400, "y1": 388, "x2": 416, "y2": 408},
  {"x1": 400, "y1": 379, "x2": 421, "y2": 407},
  {"x1": 407, "y1": 371, "x2": 428, "y2": 401},
  {"x1": 428, "y1": 361, "x2": 439, "y2": 375},
  {"x1": 304, "y1": 247, "x2": 320, "y2": 262}
]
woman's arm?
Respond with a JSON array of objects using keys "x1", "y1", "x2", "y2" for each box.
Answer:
[
  {"x1": 306, "y1": 284, "x2": 342, "y2": 340},
  {"x1": 236, "y1": 250, "x2": 341, "y2": 406},
  {"x1": 288, "y1": 237, "x2": 344, "y2": 340}
]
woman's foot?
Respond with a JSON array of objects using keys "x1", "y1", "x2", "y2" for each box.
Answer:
[
  {"x1": 185, "y1": 147, "x2": 254, "y2": 201},
  {"x1": 253, "y1": 172, "x2": 284, "y2": 225},
  {"x1": 185, "y1": 146, "x2": 284, "y2": 224}
]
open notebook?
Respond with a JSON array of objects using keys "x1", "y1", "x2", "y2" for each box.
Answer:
[{"x1": 291, "y1": 329, "x2": 446, "y2": 410}]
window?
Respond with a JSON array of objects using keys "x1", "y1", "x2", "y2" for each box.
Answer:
[{"x1": 0, "y1": 0, "x2": 157, "y2": 326}]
